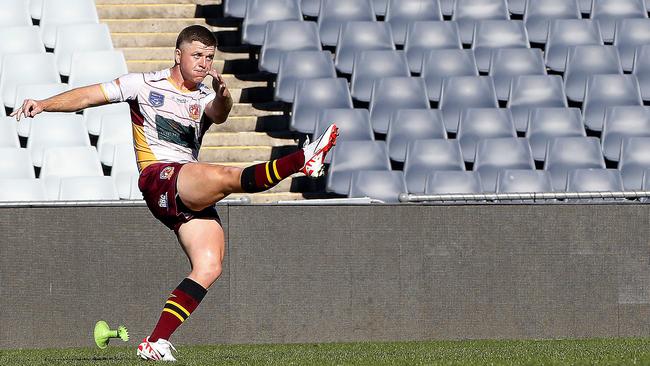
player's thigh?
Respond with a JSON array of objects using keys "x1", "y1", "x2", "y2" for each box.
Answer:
[
  {"x1": 177, "y1": 218, "x2": 225, "y2": 287},
  {"x1": 177, "y1": 162, "x2": 243, "y2": 210}
]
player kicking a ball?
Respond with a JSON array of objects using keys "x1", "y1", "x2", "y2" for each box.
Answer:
[{"x1": 12, "y1": 25, "x2": 338, "y2": 361}]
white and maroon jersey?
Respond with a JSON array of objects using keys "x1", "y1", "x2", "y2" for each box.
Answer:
[{"x1": 100, "y1": 69, "x2": 216, "y2": 172}]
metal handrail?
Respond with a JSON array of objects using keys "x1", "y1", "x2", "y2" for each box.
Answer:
[{"x1": 400, "y1": 191, "x2": 650, "y2": 202}]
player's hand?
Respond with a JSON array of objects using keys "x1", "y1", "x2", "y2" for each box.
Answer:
[
  {"x1": 207, "y1": 69, "x2": 231, "y2": 100},
  {"x1": 10, "y1": 99, "x2": 44, "y2": 121}
]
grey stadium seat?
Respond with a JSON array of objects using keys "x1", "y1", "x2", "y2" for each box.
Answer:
[
  {"x1": 439, "y1": 76, "x2": 499, "y2": 134},
  {"x1": 0, "y1": 26, "x2": 45, "y2": 62},
  {"x1": 0, "y1": 118, "x2": 20, "y2": 148},
  {"x1": 58, "y1": 176, "x2": 119, "y2": 201},
  {"x1": 0, "y1": 178, "x2": 48, "y2": 202},
  {"x1": 54, "y1": 23, "x2": 113, "y2": 77},
  {"x1": 318, "y1": 0, "x2": 376, "y2": 47},
  {"x1": 259, "y1": 21, "x2": 322, "y2": 74},
  {"x1": 351, "y1": 50, "x2": 410, "y2": 102},
  {"x1": 507, "y1": 75, "x2": 568, "y2": 133},
  {"x1": 523, "y1": 0, "x2": 581, "y2": 44},
  {"x1": 241, "y1": 0, "x2": 302, "y2": 46},
  {"x1": 526, "y1": 107, "x2": 586, "y2": 161},
  {"x1": 440, "y1": 0, "x2": 454, "y2": 16},
  {"x1": 619, "y1": 137, "x2": 650, "y2": 190},
  {"x1": 632, "y1": 45, "x2": 650, "y2": 101},
  {"x1": 601, "y1": 106, "x2": 650, "y2": 162},
  {"x1": 404, "y1": 21, "x2": 462, "y2": 74},
  {"x1": 326, "y1": 140, "x2": 391, "y2": 195},
  {"x1": 369, "y1": 77, "x2": 430, "y2": 134},
  {"x1": 40, "y1": 146, "x2": 103, "y2": 179},
  {"x1": 566, "y1": 169, "x2": 624, "y2": 197},
  {"x1": 424, "y1": 170, "x2": 483, "y2": 195},
  {"x1": 334, "y1": 21, "x2": 395, "y2": 75},
  {"x1": 563, "y1": 45, "x2": 623, "y2": 103},
  {"x1": 68, "y1": 50, "x2": 128, "y2": 89},
  {"x1": 275, "y1": 50, "x2": 336, "y2": 103},
  {"x1": 373, "y1": 0, "x2": 389, "y2": 16},
  {"x1": 0, "y1": 53, "x2": 60, "y2": 109},
  {"x1": 471, "y1": 20, "x2": 530, "y2": 72},
  {"x1": 582, "y1": 74, "x2": 643, "y2": 131},
  {"x1": 0, "y1": 0, "x2": 32, "y2": 27},
  {"x1": 224, "y1": 0, "x2": 247, "y2": 18},
  {"x1": 590, "y1": 0, "x2": 647, "y2": 43},
  {"x1": 488, "y1": 47, "x2": 546, "y2": 101},
  {"x1": 473, "y1": 137, "x2": 535, "y2": 192},
  {"x1": 545, "y1": 19, "x2": 603, "y2": 72},
  {"x1": 302, "y1": 0, "x2": 320, "y2": 17},
  {"x1": 348, "y1": 170, "x2": 407, "y2": 203},
  {"x1": 290, "y1": 78, "x2": 353, "y2": 133},
  {"x1": 457, "y1": 108, "x2": 517, "y2": 162},
  {"x1": 404, "y1": 139, "x2": 465, "y2": 194},
  {"x1": 421, "y1": 49, "x2": 479, "y2": 103},
  {"x1": 26, "y1": 114, "x2": 89, "y2": 167},
  {"x1": 579, "y1": 0, "x2": 591, "y2": 14},
  {"x1": 385, "y1": 0, "x2": 443, "y2": 46},
  {"x1": 39, "y1": 0, "x2": 99, "y2": 49},
  {"x1": 508, "y1": 0, "x2": 525, "y2": 15},
  {"x1": 386, "y1": 109, "x2": 446, "y2": 162},
  {"x1": 496, "y1": 169, "x2": 554, "y2": 193},
  {"x1": 314, "y1": 108, "x2": 373, "y2": 163},
  {"x1": 544, "y1": 136, "x2": 606, "y2": 191},
  {"x1": 451, "y1": 0, "x2": 510, "y2": 44},
  {"x1": 0, "y1": 148, "x2": 35, "y2": 179},
  {"x1": 613, "y1": 19, "x2": 650, "y2": 72}
]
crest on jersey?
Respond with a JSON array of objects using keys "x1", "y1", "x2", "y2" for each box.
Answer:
[
  {"x1": 189, "y1": 103, "x2": 200, "y2": 120},
  {"x1": 160, "y1": 166, "x2": 174, "y2": 180},
  {"x1": 149, "y1": 91, "x2": 165, "y2": 107}
]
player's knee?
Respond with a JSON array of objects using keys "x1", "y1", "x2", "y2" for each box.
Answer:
[{"x1": 197, "y1": 263, "x2": 222, "y2": 284}]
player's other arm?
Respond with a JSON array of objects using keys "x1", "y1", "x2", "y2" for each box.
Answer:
[
  {"x1": 10, "y1": 84, "x2": 109, "y2": 121},
  {"x1": 204, "y1": 70, "x2": 233, "y2": 125}
]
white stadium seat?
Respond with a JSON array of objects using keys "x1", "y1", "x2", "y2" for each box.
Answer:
[
  {"x1": 68, "y1": 50, "x2": 128, "y2": 89},
  {"x1": 0, "y1": 26, "x2": 45, "y2": 67},
  {"x1": 0, "y1": 117, "x2": 20, "y2": 148},
  {"x1": 0, "y1": 178, "x2": 48, "y2": 202},
  {"x1": 97, "y1": 114, "x2": 133, "y2": 166},
  {"x1": 40, "y1": 146, "x2": 103, "y2": 179},
  {"x1": 39, "y1": 0, "x2": 99, "y2": 49},
  {"x1": 0, "y1": 53, "x2": 60, "y2": 109},
  {"x1": 13, "y1": 83, "x2": 68, "y2": 115},
  {"x1": 26, "y1": 114, "x2": 89, "y2": 167},
  {"x1": 30, "y1": 0, "x2": 44, "y2": 20},
  {"x1": 83, "y1": 102, "x2": 131, "y2": 136},
  {"x1": 111, "y1": 143, "x2": 139, "y2": 199},
  {"x1": 58, "y1": 176, "x2": 119, "y2": 200},
  {"x1": 0, "y1": 0, "x2": 32, "y2": 28},
  {"x1": 0, "y1": 147, "x2": 35, "y2": 178},
  {"x1": 54, "y1": 23, "x2": 113, "y2": 76}
]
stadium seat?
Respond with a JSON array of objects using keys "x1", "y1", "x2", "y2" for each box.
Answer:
[
  {"x1": 619, "y1": 136, "x2": 650, "y2": 190},
  {"x1": 54, "y1": 23, "x2": 113, "y2": 77},
  {"x1": 496, "y1": 169, "x2": 554, "y2": 193},
  {"x1": 0, "y1": 118, "x2": 20, "y2": 148},
  {"x1": 13, "y1": 83, "x2": 68, "y2": 113},
  {"x1": 30, "y1": 0, "x2": 43, "y2": 20},
  {"x1": 0, "y1": 178, "x2": 47, "y2": 202},
  {"x1": 0, "y1": 26, "x2": 45, "y2": 64},
  {"x1": 508, "y1": 0, "x2": 525, "y2": 15},
  {"x1": 566, "y1": 169, "x2": 624, "y2": 198},
  {"x1": 301, "y1": 0, "x2": 320, "y2": 17},
  {"x1": 488, "y1": 47, "x2": 546, "y2": 101},
  {"x1": 39, "y1": 0, "x2": 99, "y2": 49},
  {"x1": 439, "y1": 76, "x2": 499, "y2": 134},
  {"x1": 0, "y1": 53, "x2": 60, "y2": 109},
  {"x1": 0, "y1": 0, "x2": 32, "y2": 27},
  {"x1": 348, "y1": 170, "x2": 407, "y2": 203},
  {"x1": 526, "y1": 107, "x2": 586, "y2": 161},
  {"x1": 128, "y1": 174, "x2": 144, "y2": 200},
  {"x1": 274, "y1": 50, "x2": 336, "y2": 103},
  {"x1": 579, "y1": 0, "x2": 591, "y2": 14},
  {"x1": 451, "y1": 0, "x2": 510, "y2": 44},
  {"x1": 563, "y1": 45, "x2": 623, "y2": 103},
  {"x1": 82, "y1": 102, "x2": 131, "y2": 136},
  {"x1": 545, "y1": 19, "x2": 603, "y2": 72},
  {"x1": 424, "y1": 170, "x2": 483, "y2": 194},
  {"x1": 457, "y1": 108, "x2": 517, "y2": 162},
  {"x1": 421, "y1": 49, "x2": 479, "y2": 103},
  {"x1": 613, "y1": 19, "x2": 650, "y2": 72},
  {"x1": 384, "y1": 0, "x2": 443, "y2": 46},
  {"x1": 601, "y1": 106, "x2": 650, "y2": 162},
  {"x1": 242, "y1": 0, "x2": 302, "y2": 46},
  {"x1": 471, "y1": 20, "x2": 530, "y2": 72},
  {"x1": 523, "y1": 0, "x2": 581, "y2": 44},
  {"x1": 404, "y1": 139, "x2": 465, "y2": 194},
  {"x1": 0, "y1": 147, "x2": 35, "y2": 178},
  {"x1": 334, "y1": 21, "x2": 395, "y2": 75},
  {"x1": 26, "y1": 114, "x2": 89, "y2": 167},
  {"x1": 369, "y1": 77, "x2": 430, "y2": 134},
  {"x1": 259, "y1": 21, "x2": 322, "y2": 74},
  {"x1": 373, "y1": 0, "x2": 388, "y2": 16},
  {"x1": 582, "y1": 74, "x2": 643, "y2": 131},
  {"x1": 15, "y1": 111, "x2": 76, "y2": 139},
  {"x1": 97, "y1": 113, "x2": 133, "y2": 166},
  {"x1": 404, "y1": 21, "x2": 462, "y2": 74},
  {"x1": 58, "y1": 176, "x2": 119, "y2": 201},
  {"x1": 351, "y1": 50, "x2": 410, "y2": 102},
  {"x1": 544, "y1": 136, "x2": 606, "y2": 191},
  {"x1": 632, "y1": 45, "x2": 650, "y2": 101},
  {"x1": 507, "y1": 75, "x2": 568, "y2": 133},
  {"x1": 386, "y1": 109, "x2": 446, "y2": 162},
  {"x1": 290, "y1": 78, "x2": 353, "y2": 133},
  {"x1": 67, "y1": 50, "x2": 128, "y2": 89},
  {"x1": 110, "y1": 143, "x2": 139, "y2": 200},
  {"x1": 40, "y1": 146, "x2": 103, "y2": 178},
  {"x1": 326, "y1": 140, "x2": 390, "y2": 195},
  {"x1": 472, "y1": 137, "x2": 534, "y2": 192},
  {"x1": 590, "y1": 0, "x2": 647, "y2": 43},
  {"x1": 440, "y1": 0, "x2": 454, "y2": 16},
  {"x1": 224, "y1": 0, "x2": 247, "y2": 18},
  {"x1": 314, "y1": 108, "x2": 373, "y2": 163},
  {"x1": 318, "y1": 0, "x2": 376, "y2": 47}
]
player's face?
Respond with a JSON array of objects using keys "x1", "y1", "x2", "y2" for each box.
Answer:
[{"x1": 176, "y1": 41, "x2": 216, "y2": 84}]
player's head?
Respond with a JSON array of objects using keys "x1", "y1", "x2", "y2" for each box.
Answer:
[{"x1": 174, "y1": 25, "x2": 217, "y2": 84}]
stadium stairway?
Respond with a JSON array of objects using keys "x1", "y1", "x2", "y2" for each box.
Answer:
[{"x1": 96, "y1": 0, "x2": 313, "y2": 203}]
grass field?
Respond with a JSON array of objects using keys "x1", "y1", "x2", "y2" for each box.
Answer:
[{"x1": 2, "y1": 338, "x2": 650, "y2": 365}]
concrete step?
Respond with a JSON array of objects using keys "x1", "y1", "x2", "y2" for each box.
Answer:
[
  {"x1": 102, "y1": 18, "x2": 233, "y2": 33},
  {"x1": 201, "y1": 132, "x2": 298, "y2": 147},
  {"x1": 211, "y1": 115, "x2": 289, "y2": 132},
  {"x1": 111, "y1": 29, "x2": 245, "y2": 48},
  {"x1": 229, "y1": 192, "x2": 305, "y2": 203},
  {"x1": 97, "y1": 4, "x2": 198, "y2": 18},
  {"x1": 97, "y1": 0, "x2": 216, "y2": 4},
  {"x1": 112, "y1": 32, "x2": 178, "y2": 48},
  {"x1": 230, "y1": 103, "x2": 285, "y2": 117},
  {"x1": 199, "y1": 145, "x2": 298, "y2": 162}
]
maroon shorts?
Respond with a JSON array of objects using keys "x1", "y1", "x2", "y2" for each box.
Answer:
[{"x1": 138, "y1": 162, "x2": 221, "y2": 232}]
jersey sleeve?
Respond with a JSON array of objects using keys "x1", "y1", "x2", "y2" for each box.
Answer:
[{"x1": 99, "y1": 73, "x2": 144, "y2": 103}]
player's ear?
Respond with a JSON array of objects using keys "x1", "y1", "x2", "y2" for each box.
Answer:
[{"x1": 174, "y1": 48, "x2": 181, "y2": 65}]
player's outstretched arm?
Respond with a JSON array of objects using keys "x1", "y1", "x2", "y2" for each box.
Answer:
[
  {"x1": 10, "y1": 84, "x2": 109, "y2": 121},
  {"x1": 204, "y1": 69, "x2": 233, "y2": 124}
]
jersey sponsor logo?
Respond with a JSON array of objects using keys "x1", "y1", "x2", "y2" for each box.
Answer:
[
  {"x1": 149, "y1": 91, "x2": 165, "y2": 107},
  {"x1": 158, "y1": 192, "x2": 168, "y2": 208},
  {"x1": 160, "y1": 166, "x2": 175, "y2": 180},
  {"x1": 155, "y1": 114, "x2": 198, "y2": 149},
  {"x1": 189, "y1": 103, "x2": 200, "y2": 120}
]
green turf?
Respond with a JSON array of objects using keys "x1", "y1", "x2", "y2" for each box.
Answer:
[{"x1": 2, "y1": 338, "x2": 650, "y2": 365}]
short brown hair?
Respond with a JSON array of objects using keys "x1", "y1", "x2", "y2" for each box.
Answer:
[{"x1": 175, "y1": 25, "x2": 217, "y2": 49}]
